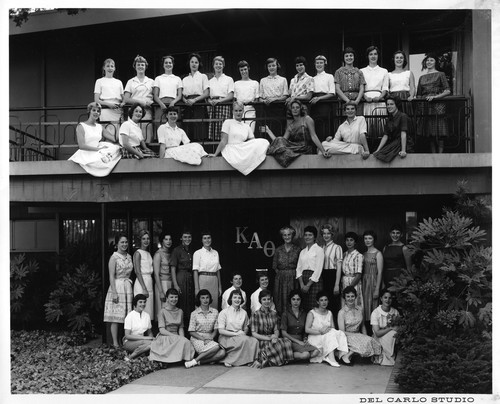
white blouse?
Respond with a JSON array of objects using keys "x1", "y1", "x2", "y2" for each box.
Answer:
[
  {"x1": 296, "y1": 243, "x2": 325, "y2": 282},
  {"x1": 388, "y1": 71, "x2": 411, "y2": 92},
  {"x1": 119, "y1": 119, "x2": 144, "y2": 147},
  {"x1": 157, "y1": 124, "x2": 190, "y2": 147},
  {"x1": 208, "y1": 73, "x2": 234, "y2": 98},
  {"x1": 192, "y1": 247, "x2": 221, "y2": 273},
  {"x1": 217, "y1": 306, "x2": 249, "y2": 332},
  {"x1": 360, "y1": 65, "x2": 389, "y2": 93},
  {"x1": 124, "y1": 310, "x2": 151, "y2": 335}
]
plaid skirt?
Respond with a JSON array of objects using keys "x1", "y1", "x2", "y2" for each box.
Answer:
[
  {"x1": 416, "y1": 101, "x2": 448, "y2": 138},
  {"x1": 301, "y1": 270, "x2": 324, "y2": 311},
  {"x1": 207, "y1": 103, "x2": 231, "y2": 141},
  {"x1": 257, "y1": 338, "x2": 294, "y2": 366},
  {"x1": 121, "y1": 146, "x2": 158, "y2": 159}
]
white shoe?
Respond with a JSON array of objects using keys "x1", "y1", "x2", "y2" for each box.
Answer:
[
  {"x1": 324, "y1": 357, "x2": 340, "y2": 367},
  {"x1": 185, "y1": 359, "x2": 198, "y2": 369}
]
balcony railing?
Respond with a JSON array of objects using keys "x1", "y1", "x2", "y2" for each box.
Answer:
[{"x1": 9, "y1": 97, "x2": 472, "y2": 162}]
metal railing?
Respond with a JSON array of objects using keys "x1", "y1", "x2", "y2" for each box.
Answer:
[{"x1": 9, "y1": 97, "x2": 471, "y2": 162}]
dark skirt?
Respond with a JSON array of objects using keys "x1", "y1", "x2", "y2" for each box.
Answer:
[
  {"x1": 288, "y1": 334, "x2": 319, "y2": 353},
  {"x1": 257, "y1": 338, "x2": 294, "y2": 366},
  {"x1": 301, "y1": 270, "x2": 323, "y2": 312},
  {"x1": 373, "y1": 136, "x2": 414, "y2": 163},
  {"x1": 273, "y1": 269, "x2": 298, "y2": 315},
  {"x1": 121, "y1": 146, "x2": 158, "y2": 159},
  {"x1": 267, "y1": 137, "x2": 313, "y2": 168},
  {"x1": 416, "y1": 101, "x2": 448, "y2": 138},
  {"x1": 176, "y1": 269, "x2": 194, "y2": 327}
]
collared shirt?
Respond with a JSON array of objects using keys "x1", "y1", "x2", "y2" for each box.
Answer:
[
  {"x1": 119, "y1": 119, "x2": 144, "y2": 147},
  {"x1": 280, "y1": 307, "x2": 308, "y2": 337},
  {"x1": 217, "y1": 305, "x2": 249, "y2": 332},
  {"x1": 333, "y1": 116, "x2": 367, "y2": 144},
  {"x1": 289, "y1": 72, "x2": 314, "y2": 98},
  {"x1": 370, "y1": 305, "x2": 400, "y2": 328},
  {"x1": 313, "y1": 71, "x2": 335, "y2": 94},
  {"x1": 250, "y1": 306, "x2": 279, "y2": 335},
  {"x1": 296, "y1": 243, "x2": 324, "y2": 282},
  {"x1": 323, "y1": 241, "x2": 343, "y2": 270},
  {"x1": 192, "y1": 247, "x2": 221, "y2": 273},
  {"x1": 234, "y1": 80, "x2": 259, "y2": 104},
  {"x1": 171, "y1": 245, "x2": 193, "y2": 271},
  {"x1": 342, "y1": 249, "x2": 364, "y2": 277},
  {"x1": 259, "y1": 75, "x2": 289, "y2": 99},
  {"x1": 221, "y1": 286, "x2": 247, "y2": 310},
  {"x1": 188, "y1": 306, "x2": 219, "y2": 333},
  {"x1": 384, "y1": 111, "x2": 409, "y2": 141},
  {"x1": 124, "y1": 76, "x2": 154, "y2": 103},
  {"x1": 334, "y1": 66, "x2": 366, "y2": 94},
  {"x1": 124, "y1": 309, "x2": 151, "y2": 335},
  {"x1": 94, "y1": 77, "x2": 124, "y2": 101},
  {"x1": 157, "y1": 123, "x2": 190, "y2": 147},
  {"x1": 182, "y1": 71, "x2": 209, "y2": 96},
  {"x1": 360, "y1": 65, "x2": 389, "y2": 93},
  {"x1": 250, "y1": 287, "x2": 276, "y2": 314},
  {"x1": 153, "y1": 73, "x2": 183, "y2": 99},
  {"x1": 208, "y1": 73, "x2": 234, "y2": 98}
]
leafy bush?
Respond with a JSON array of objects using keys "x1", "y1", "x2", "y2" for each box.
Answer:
[
  {"x1": 11, "y1": 330, "x2": 161, "y2": 394},
  {"x1": 44, "y1": 264, "x2": 103, "y2": 333},
  {"x1": 396, "y1": 333, "x2": 492, "y2": 393},
  {"x1": 10, "y1": 254, "x2": 39, "y2": 327}
]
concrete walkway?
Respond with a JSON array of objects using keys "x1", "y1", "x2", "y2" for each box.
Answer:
[{"x1": 110, "y1": 358, "x2": 399, "y2": 394}]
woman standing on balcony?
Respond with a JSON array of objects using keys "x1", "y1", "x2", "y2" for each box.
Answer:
[
  {"x1": 416, "y1": 53, "x2": 451, "y2": 153},
  {"x1": 207, "y1": 56, "x2": 234, "y2": 141},
  {"x1": 94, "y1": 58, "x2": 124, "y2": 137},
  {"x1": 133, "y1": 229, "x2": 155, "y2": 320},
  {"x1": 234, "y1": 60, "x2": 259, "y2": 132},
  {"x1": 68, "y1": 102, "x2": 121, "y2": 177},
  {"x1": 182, "y1": 53, "x2": 209, "y2": 142},
  {"x1": 334, "y1": 47, "x2": 365, "y2": 114},
  {"x1": 119, "y1": 104, "x2": 157, "y2": 159},
  {"x1": 388, "y1": 50, "x2": 415, "y2": 114},
  {"x1": 153, "y1": 55, "x2": 183, "y2": 123},
  {"x1": 103, "y1": 234, "x2": 134, "y2": 348},
  {"x1": 259, "y1": 57, "x2": 289, "y2": 120},
  {"x1": 123, "y1": 55, "x2": 155, "y2": 142},
  {"x1": 209, "y1": 101, "x2": 269, "y2": 175}
]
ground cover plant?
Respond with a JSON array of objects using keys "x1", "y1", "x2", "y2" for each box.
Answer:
[{"x1": 11, "y1": 330, "x2": 161, "y2": 394}]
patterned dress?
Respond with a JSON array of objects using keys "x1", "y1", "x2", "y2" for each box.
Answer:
[
  {"x1": 188, "y1": 307, "x2": 220, "y2": 353},
  {"x1": 103, "y1": 252, "x2": 134, "y2": 323},
  {"x1": 334, "y1": 66, "x2": 366, "y2": 114},
  {"x1": 341, "y1": 249, "x2": 364, "y2": 308},
  {"x1": 338, "y1": 305, "x2": 382, "y2": 357},
  {"x1": 267, "y1": 117, "x2": 314, "y2": 167},
  {"x1": 133, "y1": 249, "x2": 155, "y2": 320},
  {"x1": 171, "y1": 244, "x2": 195, "y2": 328},
  {"x1": 272, "y1": 243, "x2": 301, "y2": 314},
  {"x1": 307, "y1": 309, "x2": 348, "y2": 362},
  {"x1": 250, "y1": 307, "x2": 294, "y2": 366},
  {"x1": 154, "y1": 248, "x2": 172, "y2": 314},
  {"x1": 362, "y1": 251, "x2": 380, "y2": 320},
  {"x1": 149, "y1": 307, "x2": 195, "y2": 363},
  {"x1": 416, "y1": 71, "x2": 450, "y2": 138}
]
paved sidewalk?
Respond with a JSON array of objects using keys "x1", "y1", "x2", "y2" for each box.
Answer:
[{"x1": 110, "y1": 358, "x2": 398, "y2": 394}]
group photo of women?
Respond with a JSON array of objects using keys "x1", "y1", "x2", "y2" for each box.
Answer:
[
  {"x1": 70, "y1": 47, "x2": 452, "y2": 177},
  {"x1": 104, "y1": 222, "x2": 410, "y2": 369}
]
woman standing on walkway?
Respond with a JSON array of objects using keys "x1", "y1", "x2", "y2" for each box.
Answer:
[
  {"x1": 133, "y1": 229, "x2": 155, "y2": 320},
  {"x1": 103, "y1": 234, "x2": 134, "y2": 348},
  {"x1": 149, "y1": 288, "x2": 195, "y2": 365},
  {"x1": 153, "y1": 231, "x2": 173, "y2": 313},
  {"x1": 341, "y1": 232, "x2": 364, "y2": 308},
  {"x1": 382, "y1": 224, "x2": 411, "y2": 289},
  {"x1": 193, "y1": 231, "x2": 222, "y2": 309},
  {"x1": 361, "y1": 230, "x2": 383, "y2": 331},
  {"x1": 273, "y1": 225, "x2": 301, "y2": 314},
  {"x1": 250, "y1": 289, "x2": 294, "y2": 367}
]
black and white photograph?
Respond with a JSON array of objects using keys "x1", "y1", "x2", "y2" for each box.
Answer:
[{"x1": 4, "y1": 2, "x2": 497, "y2": 403}]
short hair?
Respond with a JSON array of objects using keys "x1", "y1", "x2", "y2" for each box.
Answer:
[
  {"x1": 237, "y1": 60, "x2": 249, "y2": 69},
  {"x1": 213, "y1": 55, "x2": 225, "y2": 68},
  {"x1": 188, "y1": 52, "x2": 203, "y2": 69},
  {"x1": 257, "y1": 272, "x2": 269, "y2": 281},
  {"x1": 315, "y1": 55, "x2": 328, "y2": 65},
  {"x1": 101, "y1": 58, "x2": 115, "y2": 76},
  {"x1": 162, "y1": 55, "x2": 175, "y2": 65},
  {"x1": 363, "y1": 230, "x2": 377, "y2": 242},
  {"x1": 344, "y1": 231, "x2": 359, "y2": 243},
  {"x1": 385, "y1": 95, "x2": 402, "y2": 110},
  {"x1": 315, "y1": 290, "x2": 328, "y2": 303},
  {"x1": 366, "y1": 46, "x2": 380, "y2": 59},
  {"x1": 421, "y1": 52, "x2": 440, "y2": 71},
  {"x1": 133, "y1": 294, "x2": 147, "y2": 307},
  {"x1": 304, "y1": 225, "x2": 318, "y2": 238},
  {"x1": 159, "y1": 231, "x2": 172, "y2": 245},
  {"x1": 128, "y1": 103, "x2": 146, "y2": 119},
  {"x1": 227, "y1": 289, "x2": 244, "y2": 307},
  {"x1": 343, "y1": 47, "x2": 357, "y2": 59},
  {"x1": 320, "y1": 224, "x2": 334, "y2": 234},
  {"x1": 286, "y1": 99, "x2": 307, "y2": 119},
  {"x1": 181, "y1": 229, "x2": 192, "y2": 237},
  {"x1": 165, "y1": 288, "x2": 179, "y2": 298},
  {"x1": 133, "y1": 55, "x2": 148, "y2": 69},
  {"x1": 87, "y1": 102, "x2": 102, "y2": 113},
  {"x1": 114, "y1": 233, "x2": 128, "y2": 246},
  {"x1": 379, "y1": 288, "x2": 393, "y2": 300},
  {"x1": 200, "y1": 230, "x2": 212, "y2": 238},
  {"x1": 343, "y1": 101, "x2": 357, "y2": 110},
  {"x1": 280, "y1": 225, "x2": 296, "y2": 238},
  {"x1": 258, "y1": 289, "x2": 272, "y2": 303},
  {"x1": 231, "y1": 271, "x2": 243, "y2": 281},
  {"x1": 195, "y1": 289, "x2": 213, "y2": 306},
  {"x1": 294, "y1": 56, "x2": 307, "y2": 66},
  {"x1": 342, "y1": 285, "x2": 357, "y2": 298},
  {"x1": 138, "y1": 229, "x2": 150, "y2": 239},
  {"x1": 233, "y1": 100, "x2": 245, "y2": 110},
  {"x1": 166, "y1": 106, "x2": 180, "y2": 115},
  {"x1": 392, "y1": 50, "x2": 408, "y2": 68},
  {"x1": 288, "y1": 289, "x2": 303, "y2": 302},
  {"x1": 390, "y1": 224, "x2": 403, "y2": 232},
  {"x1": 265, "y1": 57, "x2": 281, "y2": 71}
]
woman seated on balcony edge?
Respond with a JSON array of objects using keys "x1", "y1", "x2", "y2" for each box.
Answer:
[
  {"x1": 119, "y1": 103, "x2": 158, "y2": 159},
  {"x1": 157, "y1": 106, "x2": 207, "y2": 165},
  {"x1": 68, "y1": 101, "x2": 121, "y2": 177}
]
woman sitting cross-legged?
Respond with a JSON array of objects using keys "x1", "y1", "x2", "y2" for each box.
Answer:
[
  {"x1": 337, "y1": 286, "x2": 382, "y2": 365},
  {"x1": 184, "y1": 290, "x2": 226, "y2": 368},
  {"x1": 280, "y1": 289, "x2": 321, "y2": 361},
  {"x1": 149, "y1": 288, "x2": 195, "y2": 367},
  {"x1": 250, "y1": 290, "x2": 294, "y2": 368},
  {"x1": 122, "y1": 294, "x2": 154, "y2": 361},
  {"x1": 305, "y1": 291, "x2": 349, "y2": 367},
  {"x1": 217, "y1": 289, "x2": 260, "y2": 367}
]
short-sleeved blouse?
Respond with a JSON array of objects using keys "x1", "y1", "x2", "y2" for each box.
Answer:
[
  {"x1": 417, "y1": 71, "x2": 450, "y2": 97},
  {"x1": 221, "y1": 119, "x2": 254, "y2": 144},
  {"x1": 384, "y1": 111, "x2": 409, "y2": 141},
  {"x1": 280, "y1": 308, "x2": 308, "y2": 337},
  {"x1": 361, "y1": 65, "x2": 389, "y2": 93},
  {"x1": 388, "y1": 71, "x2": 411, "y2": 92},
  {"x1": 339, "y1": 305, "x2": 364, "y2": 333},
  {"x1": 192, "y1": 247, "x2": 221, "y2": 273},
  {"x1": 182, "y1": 71, "x2": 209, "y2": 96},
  {"x1": 208, "y1": 73, "x2": 234, "y2": 98},
  {"x1": 272, "y1": 244, "x2": 301, "y2": 272},
  {"x1": 157, "y1": 124, "x2": 190, "y2": 147},
  {"x1": 259, "y1": 75, "x2": 289, "y2": 99},
  {"x1": 217, "y1": 306, "x2": 249, "y2": 332},
  {"x1": 370, "y1": 305, "x2": 400, "y2": 328},
  {"x1": 250, "y1": 307, "x2": 279, "y2": 336},
  {"x1": 153, "y1": 73, "x2": 182, "y2": 99},
  {"x1": 124, "y1": 76, "x2": 154, "y2": 104},
  {"x1": 124, "y1": 310, "x2": 151, "y2": 335},
  {"x1": 188, "y1": 307, "x2": 219, "y2": 333},
  {"x1": 343, "y1": 249, "x2": 363, "y2": 276},
  {"x1": 334, "y1": 66, "x2": 366, "y2": 93},
  {"x1": 119, "y1": 120, "x2": 144, "y2": 147},
  {"x1": 234, "y1": 80, "x2": 259, "y2": 104},
  {"x1": 94, "y1": 77, "x2": 124, "y2": 101},
  {"x1": 158, "y1": 307, "x2": 183, "y2": 333}
]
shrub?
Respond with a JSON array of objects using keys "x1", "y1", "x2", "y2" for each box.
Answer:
[
  {"x1": 11, "y1": 330, "x2": 161, "y2": 394},
  {"x1": 395, "y1": 333, "x2": 492, "y2": 394},
  {"x1": 10, "y1": 254, "x2": 39, "y2": 327},
  {"x1": 44, "y1": 264, "x2": 102, "y2": 333}
]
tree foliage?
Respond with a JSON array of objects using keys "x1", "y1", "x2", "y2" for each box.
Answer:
[
  {"x1": 10, "y1": 254, "x2": 39, "y2": 325},
  {"x1": 9, "y1": 8, "x2": 86, "y2": 27}
]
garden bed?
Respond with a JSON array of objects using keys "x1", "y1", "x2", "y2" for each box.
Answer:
[{"x1": 11, "y1": 330, "x2": 161, "y2": 394}]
